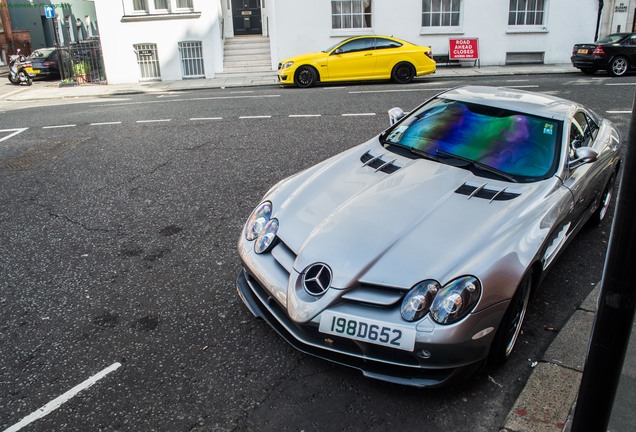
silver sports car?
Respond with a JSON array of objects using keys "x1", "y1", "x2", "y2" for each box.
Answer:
[{"x1": 236, "y1": 86, "x2": 621, "y2": 387}]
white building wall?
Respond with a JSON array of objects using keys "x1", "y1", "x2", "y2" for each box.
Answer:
[
  {"x1": 269, "y1": 0, "x2": 599, "y2": 67},
  {"x1": 94, "y1": 0, "x2": 223, "y2": 84}
]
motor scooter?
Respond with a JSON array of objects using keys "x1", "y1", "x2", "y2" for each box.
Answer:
[{"x1": 8, "y1": 49, "x2": 36, "y2": 86}]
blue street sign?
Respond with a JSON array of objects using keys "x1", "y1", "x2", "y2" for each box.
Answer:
[{"x1": 44, "y1": 5, "x2": 55, "y2": 19}]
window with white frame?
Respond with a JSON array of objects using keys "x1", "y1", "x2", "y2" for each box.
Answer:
[
  {"x1": 134, "y1": 43, "x2": 161, "y2": 80},
  {"x1": 331, "y1": 0, "x2": 372, "y2": 30},
  {"x1": 422, "y1": 0, "x2": 461, "y2": 30},
  {"x1": 508, "y1": 0, "x2": 545, "y2": 27},
  {"x1": 178, "y1": 41, "x2": 205, "y2": 78},
  {"x1": 176, "y1": 0, "x2": 193, "y2": 8},
  {"x1": 125, "y1": 0, "x2": 195, "y2": 16},
  {"x1": 132, "y1": 0, "x2": 148, "y2": 11}
]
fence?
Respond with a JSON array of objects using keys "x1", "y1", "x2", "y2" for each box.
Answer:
[{"x1": 58, "y1": 39, "x2": 106, "y2": 84}]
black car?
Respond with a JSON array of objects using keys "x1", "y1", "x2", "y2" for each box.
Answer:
[
  {"x1": 571, "y1": 33, "x2": 636, "y2": 76},
  {"x1": 27, "y1": 48, "x2": 71, "y2": 79}
]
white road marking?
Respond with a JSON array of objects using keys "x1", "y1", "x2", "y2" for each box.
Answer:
[
  {"x1": 156, "y1": 94, "x2": 180, "y2": 98},
  {"x1": 342, "y1": 113, "x2": 376, "y2": 116},
  {"x1": 239, "y1": 115, "x2": 271, "y2": 119},
  {"x1": 0, "y1": 128, "x2": 28, "y2": 142},
  {"x1": 606, "y1": 83, "x2": 636, "y2": 86},
  {"x1": 42, "y1": 124, "x2": 76, "y2": 129},
  {"x1": 3, "y1": 362, "x2": 122, "y2": 432},
  {"x1": 505, "y1": 79, "x2": 530, "y2": 82},
  {"x1": 606, "y1": 110, "x2": 632, "y2": 114},
  {"x1": 505, "y1": 85, "x2": 540, "y2": 88},
  {"x1": 90, "y1": 121, "x2": 122, "y2": 126},
  {"x1": 136, "y1": 119, "x2": 171, "y2": 123},
  {"x1": 90, "y1": 94, "x2": 281, "y2": 107},
  {"x1": 289, "y1": 114, "x2": 321, "y2": 118},
  {"x1": 190, "y1": 117, "x2": 223, "y2": 121},
  {"x1": 349, "y1": 88, "x2": 449, "y2": 94}
]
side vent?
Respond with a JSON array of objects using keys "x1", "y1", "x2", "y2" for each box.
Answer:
[
  {"x1": 455, "y1": 182, "x2": 520, "y2": 202},
  {"x1": 360, "y1": 151, "x2": 401, "y2": 174}
]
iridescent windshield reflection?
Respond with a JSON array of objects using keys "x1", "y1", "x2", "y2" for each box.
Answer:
[{"x1": 386, "y1": 98, "x2": 561, "y2": 181}]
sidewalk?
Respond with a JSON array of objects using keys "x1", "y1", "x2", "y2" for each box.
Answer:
[
  {"x1": 0, "y1": 60, "x2": 633, "y2": 431},
  {"x1": 0, "y1": 62, "x2": 580, "y2": 102}
]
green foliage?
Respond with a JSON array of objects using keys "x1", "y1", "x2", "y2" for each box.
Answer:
[{"x1": 72, "y1": 61, "x2": 90, "y2": 76}]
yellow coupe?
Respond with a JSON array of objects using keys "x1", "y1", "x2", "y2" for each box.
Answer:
[{"x1": 277, "y1": 35, "x2": 436, "y2": 88}]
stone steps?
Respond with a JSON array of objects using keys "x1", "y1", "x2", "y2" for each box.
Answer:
[{"x1": 223, "y1": 36, "x2": 273, "y2": 73}]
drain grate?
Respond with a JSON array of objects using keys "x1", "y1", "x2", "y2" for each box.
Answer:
[{"x1": 0, "y1": 138, "x2": 90, "y2": 171}]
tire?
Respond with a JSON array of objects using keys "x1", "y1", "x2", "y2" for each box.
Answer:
[
  {"x1": 8, "y1": 74, "x2": 16, "y2": 84},
  {"x1": 489, "y1": 272, "x2": 532, "y2": 365},
  {"x1": 581, "y1": 68, "x2": 596, "y2": 75},
  {"x1": 295, "y1": 66, "x2": 317, "y2": 88},
  {"x1": 17, "y1": 70, "x2": 28, "y2": 85},
  {"x1": 391, "y1": 62, "x2": 416, "y2": 84},
  {"x1": 588, "y1": 174, "x2": 616, "y2": 227},
  {"x1": 608, "y1": 56, "x2": 629, "y2": 77}
]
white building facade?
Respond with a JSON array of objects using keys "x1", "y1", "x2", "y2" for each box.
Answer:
[
  {"x1": 96, "y1": 0, "x2": 602, "y2": 84},
  {"x1": 94, "y1": 0, "x2": 224, "y2": 83}
]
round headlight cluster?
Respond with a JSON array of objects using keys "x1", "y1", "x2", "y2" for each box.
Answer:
[
  {"x1": 400, "y1": 280, "x2": 439, "y2": 321},
  {"x1": 401, "y1": 276, "x2": 481, "y2": 325},
  {"x1": 245, "y1": 201, "x2": 279, "y2": 254}
]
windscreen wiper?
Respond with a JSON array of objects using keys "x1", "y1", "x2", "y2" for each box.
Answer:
[{"x1": 436, "y1": 149, "x2": 518, "y2": 183}]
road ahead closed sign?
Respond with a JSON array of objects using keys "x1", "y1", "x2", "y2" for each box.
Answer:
[{"x1": 449, "y1": 38, "x2": 479, "y2": 60}]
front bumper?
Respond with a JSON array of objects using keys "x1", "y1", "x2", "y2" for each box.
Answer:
[{"x1": 236, "y1": 268, "x2": 493, "y2": 388}]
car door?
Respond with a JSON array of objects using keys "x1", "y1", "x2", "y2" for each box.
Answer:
[
  {"x1": 562, "y1": 111, "x2": 605, "y2": 230},
  {"x1": 327, "y1": 38, "x2": 376, "y2": 81},
  {"x1": 373, "y1": 37, "x2": 404, "y2": 78},
  {"x1": 621, "y1": 35, "x2": 636, "y2": 67}
]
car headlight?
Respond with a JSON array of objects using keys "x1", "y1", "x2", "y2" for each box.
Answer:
[
  {"x1": 401, "y1": 280, "x2": 440, "y2": 322},
  {"x1": 430, "y1": 276, "x2": 481, "y2": 325},
  {"x1": 254, "y1": 218, "x2": 279, "y2": 254},
  {"x1": 281, "y1": 61, "x2": 294, "y2": 69},
  {"x1": 245, "y1": 201, "x2": 272, "y2": 241}
]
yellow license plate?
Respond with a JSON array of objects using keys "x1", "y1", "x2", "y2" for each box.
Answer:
[
  {"x1": 577, "y1": 48, "x2": 588, "y2": 54},
  {"x1": 32, "y1": 69, "x2": 40, "y2": 73},
  {"x1": 25, "y1": 67, "x2": 34, "y2": 73}
]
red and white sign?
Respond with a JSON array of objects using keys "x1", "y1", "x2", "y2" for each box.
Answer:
[{"x1": 449, "y1": 38, "x2": 479, "y2": 60}]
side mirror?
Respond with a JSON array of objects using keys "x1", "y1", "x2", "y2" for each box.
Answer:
[
  {"x1": 388, "y1": 107, "x2": 405, "y2": 126},
  {"x1": 569, "y1": 147, "x2": 598, "y2": 170},
  {"x1": 333, "y1": 48, "x2": 343, "y2": 55}
]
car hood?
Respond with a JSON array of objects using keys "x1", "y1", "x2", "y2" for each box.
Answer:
[
  {"x1": 270, "y1": 140, "x2": 553, "y2": 291},
  {"x1": 281, "y1": 51, "x2": 328, "y2": 65}
]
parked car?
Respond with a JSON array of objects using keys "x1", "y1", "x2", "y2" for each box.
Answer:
[
  {"x1": 277, "y1": 35, "x2": 436, "y2": 87},
  {"x1": 571, "y1": 33, "x2": 636, "y2": 76},
  {"x1": 236, "y1": 86, "x2": 621, "y2": 387},
  {"x1": 28, "y1": 48, "x2": 71, "y2": 79}
]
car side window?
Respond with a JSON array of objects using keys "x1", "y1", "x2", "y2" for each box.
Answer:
[
  {"x1": 337, "y1": 38, "x2": 375, "y2": 54},
  {"x1": 628, "y1": 36, "x2": 636, "y2": 45},
  {"x1": 570, "y1": 111, "x2": 600, "y2": 161},
  {"x1": 375, "y1": 38, "x2": 402, "y2": 50}
]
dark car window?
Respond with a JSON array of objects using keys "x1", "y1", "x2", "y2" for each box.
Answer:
[
  {"x1": 570, "y1": 111, "x2": 599, "y2": 158},
  {"x1": 628, "y1": 36, "x2": 636, "y2": 45},
  {"x1": 336, "y1": 38, "x2": 375, "y2": 54},
  {"x1": 375, "y1": 38, "x2": 402, "y2": 50},
  {"x1": 597, "y1": 34, "x2": 630, "y2": 44},
  {"x1": 385, "y1": 98, "x2": 561, "y2": 181}
]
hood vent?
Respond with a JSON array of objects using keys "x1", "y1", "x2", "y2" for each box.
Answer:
[
  {"x1": 455, "y1": 182, "x2": 520, "y2": 202},
  {"x1": 360, "y1": 151, "x2": 401, "y2": 174}
]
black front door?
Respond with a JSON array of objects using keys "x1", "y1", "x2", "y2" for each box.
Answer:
[{"x1": 232, "y1": 0, "x2": 262, "y2": 35}]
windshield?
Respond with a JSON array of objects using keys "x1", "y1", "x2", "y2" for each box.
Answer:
[{"x1": 385, "y1": 98, "x2": 561, "y2": 182}]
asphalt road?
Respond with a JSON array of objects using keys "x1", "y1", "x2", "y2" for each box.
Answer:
[{"x1": 0, "y1": 73, "x2": 634, "y2": 432}]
